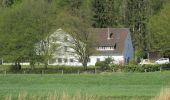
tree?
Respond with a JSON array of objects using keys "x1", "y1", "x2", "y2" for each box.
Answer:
[
  {"x1": 0, "y1": 0, "x2": 58, "y2": 69},
  {"x1": 125, "y1": 0, "x2": 152, "y2": 51},
  {"x1": 92, "y1": 0, "x2": 115, "y2": 28},
  {"x1": 125, "y1": 0, "x2": 167, "y2": 52},
  {"x1": 0, "y1": 0, "x2": 13, "y2": 7},
  {"x1": 114, "y1": 0, "x2": 127, "y2": 27},
  {"x1": 70, "y1": 29, "x2": 96, "y2": 68},
  {"x1": 56, "y1": 1, "x2": 96, "y2": 68},
  {"x1": 35, "y1": 38, "x2": 58, "y2": 69},
  {"x1": 148, "y1": 0, "x2": 170, "y2": 57},
  {"x1": 0, "y1": 0, "x2": 21, "y2": 7}
]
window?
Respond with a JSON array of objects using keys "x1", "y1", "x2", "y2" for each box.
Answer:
[
  {"x1": 64, "y1": 46, "x2": 67, "y2": 52},
  {"x1": 114, "y1": 43, "x2": 117, "y2": 49},
  {"x1": 97, "y1": 58, "x2": 100, "y2": 62},
  {"x1": 88, "y1": 58, "x2": 91, "y2": 62},
  {"x1": 64, "y1": 36, "x2": 68, "y2": 42},
  {"x1": 78, "y1": 59, "x2": 81, "y2": 62},
  {"x1": 70, "y1": 59, "x2": 74, "y2": 62},
  {"x1": 110, "y1": 33, "x2": 113, "y2": 38},
  {"x1": 52, "y1": 37, "x2": 57, "y2": 42},
  {"x1": 64, "y1": 59, "x2": 68, "y2": 63},
  {"x1": 49, "y1": 58, "x2": 56, "y2": 64},
  {"x1": 58, "y1": 58, "x2": 62, "y2": 63}
]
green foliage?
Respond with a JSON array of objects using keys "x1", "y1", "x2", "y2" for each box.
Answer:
[
  {"x1": 129, "y1": 59, "x2": 138, "y2": 65},
  {"x1": 0, "y1": 0, "x2": 59, "y2": 67},
  {"x1": 95, "y1": 61, "x2": 107, "y2": 70},
  {"x1": 95, "y1": 57, "x2": 113, "y2": 70},
  {"x1": 56, "y1": 0, "x2": 94, "y2": 68},
  {"x1": 135, "y1": 50, "x2": 146, "y2": 62},
  {"x1": 0, "y1": 65, "x2": 95, "y2": 74},
  {"x1": 142, "y1": 64, "x2": 160, "y2": 72},
  {"x1": 111, "y1": 64, "x2": 170, "y2": 72},
  {"x1": 9, "y1": 64, "x2": 21, "y2": 71},
  {"x1": 161, "y1": 64, "x2": 170, "y2": 70},
  {"x1": 0, "y1": 72, "x2": 170, "y2": 99},
  {"x1": 92, "y1": 0, "x2": 115, "y2": 27},
  {"x1": 125, "y1": 0, "x2": 151, "y2": 50},
  {"x1": 148, "y1": 0, "x2": 170, "y2": 56},
  {"x1": 0, "y1": 0, "x2": 169, "y2": 69}
]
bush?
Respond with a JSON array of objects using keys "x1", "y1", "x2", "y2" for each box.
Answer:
[
  {"x1": 161, "y1": 64, "x2": 170, "y2": 70},
  {"x1": 95, "y1": 57, "x2": 113, "y2": 70},
  {"x1": 9, "y1": 64, "x2": 21, "y2": 72},
  {"x1": 110, "y1": 64, "x2": 125, "y2": 72},
  {"x1": 142, "y1": 64, "x2": 160, "y2": 72},
  {"x1": 7, "y1": 65, "x2": 96, "y2": 74},
  {"x1": 129, "y1": 59, "x2": 138, "y2": 65},
  {"x1": 109, "y1": 64, "x2": 170, "y2": 72},
  {"x1": 95, "y1": 61, "x2": 109, "y2": 70},
  {"x1": 124, "y1": 64, "x2": 144, "y2": 72}
]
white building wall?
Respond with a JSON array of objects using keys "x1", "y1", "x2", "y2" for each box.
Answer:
[
  {"x1": 87, "y1": 55, "x2": 124, "y2": 66},
  {"x1": 48, "y1": 29, "x2": 133, "y2": 66},
  {"x1": 48, "y1": 29, "x2": 82, "y2": 66}
]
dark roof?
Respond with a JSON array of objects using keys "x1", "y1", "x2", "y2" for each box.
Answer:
[{"x1": 90, "y1": 28, "x2": 129, "y2": 56}]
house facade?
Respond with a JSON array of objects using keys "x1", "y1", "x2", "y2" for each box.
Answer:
[{"x1": 48, "y1": 28, "x2": 134, "y2": 66}]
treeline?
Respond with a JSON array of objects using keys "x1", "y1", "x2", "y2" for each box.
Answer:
[
  {"x1": 0, "y1": 0, "x2": 169, "y2": 68},
  {"x1": 91, "y1": 0, "x2": 169, "y2": 58}
]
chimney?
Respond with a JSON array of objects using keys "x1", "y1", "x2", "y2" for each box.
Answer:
[{"x1": 107, "y1": 28, "x2": 110, "y2": 40}]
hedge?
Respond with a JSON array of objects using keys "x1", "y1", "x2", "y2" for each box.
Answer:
[
  {"x1": 0, "y1": 64, "x2": 170, "y2": 74},
  {"x1": 0, "y1": 65, "x2": 95, "y2": 74},
  {"x1": 111, "y1": 64, "x2": 170, "y2": 72}
]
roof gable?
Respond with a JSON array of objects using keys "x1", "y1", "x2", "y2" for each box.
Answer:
[{"x1": 91, "y1": 28, "x2": 129, "y2": 55}]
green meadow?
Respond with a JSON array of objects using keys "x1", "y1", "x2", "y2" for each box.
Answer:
[{"x1": 0, "y1": 72, "x2": 170, "y2": 100}]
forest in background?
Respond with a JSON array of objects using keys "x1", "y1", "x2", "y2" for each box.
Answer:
[{"x1": 0, "y1": 0, "x2": 170, "y2": 67}]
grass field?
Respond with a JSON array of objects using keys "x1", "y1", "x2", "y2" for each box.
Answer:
[{"x1": 0, "y1": 72, "x2": 170, "y2": 100}]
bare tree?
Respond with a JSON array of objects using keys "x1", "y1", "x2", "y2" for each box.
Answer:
[
  {"x1": 70, "y1": 30, "x2": 96, "y2": 68},
  {"x1": 36, "y1": 37, "x2": 58, "y2": 69}
]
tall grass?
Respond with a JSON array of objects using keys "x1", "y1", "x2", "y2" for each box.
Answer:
[
  {"x1": 4, "y1": 92, "x2": 98, "y2": 100},
  {"x1": 4, "y1": 88, "x2": 170, "y2": 100},
  {"x1": 1, "y1": 72, "x2": 170, "y2": 100},
  {"x1": 152, "y1": 88, "x2": 170, "y2": 100}
]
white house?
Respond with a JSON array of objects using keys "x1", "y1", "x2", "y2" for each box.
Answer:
[{"x1": 48, "y1": 28, "x2": 134, "y2": 66}]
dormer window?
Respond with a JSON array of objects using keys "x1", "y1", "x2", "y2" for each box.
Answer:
[
  {"x1": 64, "y1": 46, "x2": 67, "y2": 52},
  {"x1": 52, "y1": 37, "x2": 57, "y2": 42},
  {"x1": 114, "y1": 43, "x2": 117, "y2": 49},
  {"x1": 64, "y1": 36, "x2": 68, "y2": 42},
  {"x1": 110, "y1": 33, "x2": 113, "y2": 39},
  {"x1": 97, "y1": 46, "x2": 114, "y2": 51}
]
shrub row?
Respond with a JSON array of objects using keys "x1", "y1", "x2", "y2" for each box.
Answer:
[
  {"x1": 112, "y1": 64, "x2": 170, "y2": 72},
  {"x1": 0, "y1": 64, "x2": 170, "y2": 74},
  {"x1": 95, "y1": 60, "x2": 170, "y2": 72},
  {"x1": 0, "y1": 65, "x2": 96, "y2": 74}
]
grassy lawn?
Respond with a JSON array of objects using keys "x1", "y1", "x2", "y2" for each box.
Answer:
[{"x1": 0, "y1": 72, "x2": 170, "y2": 100}]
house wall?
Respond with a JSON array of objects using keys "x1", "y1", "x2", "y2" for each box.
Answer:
[
  {"x1": 48, "y1": 29, "x2": 133, "y2": 66},
  {"x1": 48, "y1": 29, "x2": 81, "y2": 66},
  {"x1": 48, "y1": 56, "x2": 82, "y2": 66},
  {"x1": 87, "y1": 55, "x2": 124, "y2": 66},
  {"x1": 49, "y1": 55, "x2": 124, "y2": 66},
  {"x1": 123, "y1": 31, "x2": 134, "y2": 64}
]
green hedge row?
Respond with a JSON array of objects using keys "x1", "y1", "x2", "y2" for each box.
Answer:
[
  {"x1": 0, "y1": 65, "x2": 96, "y2": 74},
  {"x1": 112, "y1": 64, "x2": 170, "y2": 72},
  {"x1": 0, "y1": 64, "x2": 170, "y2": 74},
  {"x1": 95, "y1": 60, "x2": 170, "y2": 72}
]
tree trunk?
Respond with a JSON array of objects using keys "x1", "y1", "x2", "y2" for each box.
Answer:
[
  {"x1": 30, "y1": 60, "x2": 35, "y2": 70},
  {"x1": 44, "y1": 61, "x2": 48, "y2": 69},
  {"x1": 82, "y1": 61, "x2": 87, "y2": 70},
  {"x1": 14, "y1": 60, "x2": 21, "y2": 70}
]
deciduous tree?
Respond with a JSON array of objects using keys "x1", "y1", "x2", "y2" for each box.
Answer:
[
  {"x1": 0, "y1": 0, "x2": 58, "y2": 69},
  {"x1": 148, "y1": 0, "x2": 170, "y2": 57}
]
